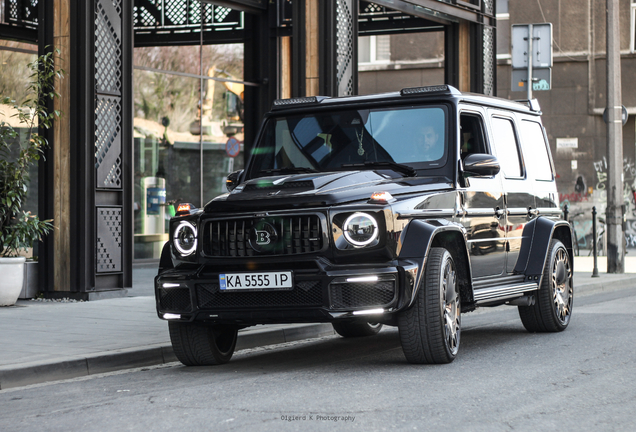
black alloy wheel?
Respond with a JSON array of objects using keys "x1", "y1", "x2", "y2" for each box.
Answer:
[{"x1": 398, "y1": 247, "x2": 461, "y2": 364}]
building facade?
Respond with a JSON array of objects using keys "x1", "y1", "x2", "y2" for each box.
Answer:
[
  {"x1": 0, "y1": 0, "x2": 496, "y2": 299},
  {"x1": 358, "y1": 0, "x2": 636, "y2": 253},
  {"x1": 496, "y1": 0, "x2": 636, "y2": 252}
]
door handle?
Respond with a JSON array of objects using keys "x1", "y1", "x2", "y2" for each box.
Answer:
[
  {"x1": 528, "y1": 208, "x2": 539, "y2": 217},
  {"x1": 495, "y1": 208, "x2": 505, "y2": 218}
]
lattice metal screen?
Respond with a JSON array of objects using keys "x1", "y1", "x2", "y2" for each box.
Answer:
[
  {"x1": 4, "y1": 0, "x2": 38, "y2": 27},
  {"x1": 95, "y1": 0, "x2": 122, "y2": 94},
  {"x1": 361, "y1": 2, "x2": 382, "y2": 13},
  {"x1": 482, "y1": 0, "x2": 494, "y2": 16},
  {"x1": 96, "y1": 207, "x2": 123, "y2": 273},
  {"x1": 133, "y1": 0, "x2": 243, "y2": 32},
  {"x1": 95, "y1": 95, "x2": 122, "y2": 188},
  {"x1": 483, "y1": 25, "x2": 495, "y2": 96},
  {"x1": 336, "y1": 0, "x2": 354, "y2": 96},
  {"x1": 94, "y1": 0, "x2": 123, "y2": 191},
  {"x1": 94, "y1": 0, "x2": 125, "y2": 277}
]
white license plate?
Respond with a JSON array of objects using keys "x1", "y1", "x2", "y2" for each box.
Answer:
[{"x1": 219, "y1": 272, "x2": 293, "y2": 291}]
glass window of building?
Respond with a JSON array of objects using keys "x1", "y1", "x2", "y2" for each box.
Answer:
[
  {"x1": 358, "y1": 35, "x2": 391, "y2": 64},
  {"x1": 0, "y1": 40, "x2": 39, "y2": 217},
  {"x1": 631, "y1": 0, "x2": 636, "y2": 52},
  {"x1": 496, "y1": 0, "x2": 510, "y2": 59},
  {"x1": 133, "y1": 42, "x2": 246, "y2": 259}
]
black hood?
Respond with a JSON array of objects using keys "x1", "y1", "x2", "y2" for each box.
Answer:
[{"x1": 203, "y1": 171, "x2": 453, "y2": 212}]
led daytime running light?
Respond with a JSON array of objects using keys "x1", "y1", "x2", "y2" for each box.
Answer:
[
  {"x1": 173, "y1": 221, "x2": 198, "y2": 256},
  {"x1": 343, "y1": 212, "x2": 378, "y2": 247}
]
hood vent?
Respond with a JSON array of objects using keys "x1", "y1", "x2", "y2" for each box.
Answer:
[{"x1": 243, "y1": 181, "x2": 314, "y2": 192}]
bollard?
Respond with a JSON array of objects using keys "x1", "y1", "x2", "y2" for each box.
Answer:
[
  {"x1": 563, "y1": 204, "x2": 569, "y2": 222},
  {"x1": 592, "y1": 206, "x2": 599, "y2": 277}
]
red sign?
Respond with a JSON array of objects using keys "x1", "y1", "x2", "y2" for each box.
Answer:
[{"x1": 226, "y1": 137, "x2": 241, "y2": 158}]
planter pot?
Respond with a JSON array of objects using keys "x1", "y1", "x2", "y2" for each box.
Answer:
[
  {"x1": 0, "y1": 257, "x2": 26, "y2": 306},
  {"x1": 19, "y1": 260, "x2": 39, "y2": 299}
]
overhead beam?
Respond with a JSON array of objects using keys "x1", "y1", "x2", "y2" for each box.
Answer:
[
  {"x1": 359, "y1": 18, "x2": 443, "y2": 36},
  {"x1": 370, "y1": 0, "x2": 494, "y2": 25},
  {"x1": 134, "y1": 30, "x2": 245, "y2": 47},
  {"x1": 0, "y1": 23, "x2": 37, "y2": 43},
  {"x1": 202, "y1": 0, "x2": 266, "y2": 14}
]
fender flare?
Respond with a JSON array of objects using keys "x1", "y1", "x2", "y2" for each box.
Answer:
[
  {"x1": 158, "y1": 241, "x2": 174, "y2": 274},
  {"x1": 513, "y1": 217, "x2": 573, "y2": 283},
  {"x1": 397, "y1": 219, "x2": 472, "y2": 308}
]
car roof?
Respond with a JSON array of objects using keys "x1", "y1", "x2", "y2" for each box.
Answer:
[{"x1": 270, "y1": 85, "x2": 541, "y2": 116}]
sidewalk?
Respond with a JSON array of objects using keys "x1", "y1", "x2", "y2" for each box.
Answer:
[{"x1": 1, "y1": 257, "x2": 635, "y2": 390}]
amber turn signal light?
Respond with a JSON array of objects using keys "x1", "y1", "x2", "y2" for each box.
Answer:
[
  {"x1": 369, "y1": 191, "x2": 394, "y2": 203},
  {"x1": 175, "y1": 203, "x2": 195, "y2": 216}
]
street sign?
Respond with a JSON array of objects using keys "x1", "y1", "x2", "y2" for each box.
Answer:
[
  {"x1": 225, "y1": 137, "x2": 241, "y2": 158},
  {"x1": 511, "y1": 68, "x2": 552, "y2": 92},
  {"x1": 511, "y1": 23, "x2": 553, "y2": 98},
  {"x1": 512, "y1": 23, "x2": 553, "y2": 69}
]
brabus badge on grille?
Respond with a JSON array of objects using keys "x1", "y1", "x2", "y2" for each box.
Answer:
[{"x1": 249, "y1": 221, "x2": 279, "y2": 252}]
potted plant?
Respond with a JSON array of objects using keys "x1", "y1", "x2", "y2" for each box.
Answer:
[{"x1": 0, "y1": 49, "x2": 63, "y2": 306}]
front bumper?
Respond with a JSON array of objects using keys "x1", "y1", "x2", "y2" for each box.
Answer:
[{"x1": 155, "y1": 260, "x2": 418, "y2": 325}]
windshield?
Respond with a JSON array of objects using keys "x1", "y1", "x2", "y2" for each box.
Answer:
[{"x1": 247, "y1": 105, "x2": 448, "y2": 178}]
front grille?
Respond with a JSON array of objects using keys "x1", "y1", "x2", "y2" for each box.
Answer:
[
  {"x1": 329, "y1": 279, "x2": 396, "y2": 310},
  {"x1": 196, "y1": 280, "x2": 323, "y2": 309},
  {"x1": 158, "y1": 287, "x2": 193, "y2": 312},
  {"x1": 202, "y1": 215, "x2": 323, "y2": 257}
]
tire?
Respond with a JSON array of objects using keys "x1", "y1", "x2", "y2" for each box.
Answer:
[
  {"x1": 519, "y1": 239, "x2": 573, "y2": 332},
  {"x1": 332, "y1": 321, "x2": 383, "y2": 338},
  {"x1": 169, "y1": 322, "x2": 238, "y2": 366},
  {"x1": 398, "y1": 247, "x2": 461, "y2": 364}
]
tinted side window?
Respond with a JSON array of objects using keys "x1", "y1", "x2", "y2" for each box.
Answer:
[
  {"x1": 520, "y1": 120, "x2": 553, "y2": 181},
  {"x1": 460, "y1": 113, "x2": 488, "y2": 157},
  {"x1": 491, "y1": 117, "x2": 523, "y2": 178}
]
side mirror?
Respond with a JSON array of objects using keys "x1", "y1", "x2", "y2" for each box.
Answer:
[
  {"x1": 226, "y1": 169, "x2": 244, "y2": 192},
  {"x1": 462, "y1": 153, "x2": 500, "y2": 178}
]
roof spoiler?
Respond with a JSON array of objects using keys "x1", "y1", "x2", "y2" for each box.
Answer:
[
  {"x1": 271, "y1": 96, "x2": 331, "y2": 110},
  {"x1": 400, "y1": 84, "x2": 461, "y2": 97},
  {"x1": 514, "y1": 98, "x2": 542, "y2": 112}
]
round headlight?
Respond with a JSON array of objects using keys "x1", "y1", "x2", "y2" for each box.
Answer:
[
  {"x1": 174, "y1": 221, "x2": 197, "y2": 256},
  {"x1": 343, "y1": 212, "x2": 378, "y2": 247}
]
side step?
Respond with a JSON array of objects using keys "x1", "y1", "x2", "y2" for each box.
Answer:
[{"x1": 474, "y1": 283, "x2": 539, "y2": 305}]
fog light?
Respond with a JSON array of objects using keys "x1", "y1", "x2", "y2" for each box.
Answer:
[{"x1": 163, "y1": 313, "x2": 181, "y2": 320}]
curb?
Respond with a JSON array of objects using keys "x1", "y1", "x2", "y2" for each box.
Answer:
[
  {"x1": 574, "y1": 272, "x2": 636, "y2": 297},
  {"x1": 0, "y1": 323, "x2": 335, "y2": 390},
  {"x1": 2, "y1": 272, "x2": 634, "y2": 391}
]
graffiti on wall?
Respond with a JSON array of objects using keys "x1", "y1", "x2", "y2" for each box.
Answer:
[
  {"x1": 592, "y1": 156, "x2": 636, "y2": 205},
  {"x1": 561, "y1": 157, "x2": 636, "y2": 250}
]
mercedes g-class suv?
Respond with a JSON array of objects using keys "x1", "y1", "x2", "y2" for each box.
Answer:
[{"x1": 156, "y1": 85, "x2": 574, "y2": 366}]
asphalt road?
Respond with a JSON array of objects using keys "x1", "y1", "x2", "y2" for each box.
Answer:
[{"x1": 2, "y1": 289, "x2": 635, "y2": 432}]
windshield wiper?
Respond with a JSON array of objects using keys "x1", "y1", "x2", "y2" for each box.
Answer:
[
  {"x1": 259, "y1": 167, "x2": 319, "y2": 175},
  {"x1": 340, "y1": 161, "x2": 417, "y2": 177}
]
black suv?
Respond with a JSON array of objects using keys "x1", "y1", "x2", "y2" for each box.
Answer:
[{"x1": 156, "y1": 85, "x2": 574, "y2": 365}]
